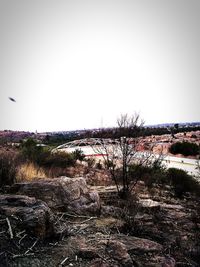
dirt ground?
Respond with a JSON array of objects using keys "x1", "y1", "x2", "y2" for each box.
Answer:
[{"x1": 0, "y1": 184, "x2": 200, "y2": 267}]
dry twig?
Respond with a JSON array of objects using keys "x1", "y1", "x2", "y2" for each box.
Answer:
[
  {"x1": 6, "y1": 217, "x2": 13, "y2": 239},
  {"x1": 12, "y1": 253, "x2": 34, "y2": 259},
  {"x1": 59, "y1": 256, "x2": 68, "y2": 266},
  {"x1": 24, "y1": 239, "x2": 38, "y2": 255},
  {"x1": 19, "y1": 234, "x2": 27, "y2": 245}
]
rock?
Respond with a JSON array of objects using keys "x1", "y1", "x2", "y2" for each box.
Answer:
[
  {"x1": 106, "y1": 240, "x2": 134, "y2": 267},
  {"x1": 139, "y1": 199, "x2": 160, "y2": 207},
  {"x1": 111, "y1": 234, "x2": 163, "y2": 253},
  {"x1": 139, "y1": 199, "x2": 161, "y2": 211},
  {"x1": 89, "y1": 259, "x2": 114, "y2": 267},
  {"x1": 77, "y1": 247, "x2": 99, "y2": 259},
  {"x1": 101, "y1": 205, "x2": 124, "y2": 217},
  {"x1": 0, "y1": 194, "x2": 54, "y2": 238},
  {"x1": 161, "y1": 256, "x2": 176, "y2": 267},
  {"x1": 9, "y1": 177, "x2": 100, "y2": 215}
]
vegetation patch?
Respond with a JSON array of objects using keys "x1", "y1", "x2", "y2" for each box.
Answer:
[
  {"x1": 166, "y1": 167, "x2": 200, "y2": 198},
  {"x1": 0, "y1": 150, "x2": 19, "y2": 187},
  {"x1": 169, "y1": 141, "x2": 199, "y2": 156}
]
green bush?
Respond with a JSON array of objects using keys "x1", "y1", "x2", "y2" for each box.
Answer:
[
  {"x1": 167, "y1": 168, "x2": 200, "y2": 198},
  {"x1": 128, "y1": 161, "x2": 166, "y2": 188},
  {"x1": 20, "y1": 138, "x2": 43, "y2": 162},
  {"x1": 20, "y1": 138, "x2": 80, "y2": 168},
  {"x1": 71, "y1": 149, "x2": 85, "y2": 161},
  {"x1": 169, "y1": 141, "x2": 199, "y2": 156}
]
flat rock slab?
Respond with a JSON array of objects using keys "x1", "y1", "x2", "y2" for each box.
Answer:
[{"x1": 113, "y1": 234, "x2": 163, "y2": 253}]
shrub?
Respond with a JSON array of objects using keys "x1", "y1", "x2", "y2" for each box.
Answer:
[
  {"x1": 169, "y1": 141, "x2": 199, "y2": 156},
  {"x1": 85, "y1": 158, "x2": 96, "y2": 168},
  {"x1": 72, "y1": 149, "x2": 85, "y2": 161},
  {"x1": 38, "y1": 151, "x2": 76, "y2": 168},
  {"x1": 95, "y1": 160, "x2": 103, "y2": 170},
  {"x1": 0, "y1": 151, "x2": 19, "y2": 187},
  {"x1": 128, "y1": 161, "x2": 166, "y2": 188},
  {"x1": 119, "y1": 192, "x2": 140, "y2": 234},
  {"x1": 167, "y1": 168, "x2": 200, "y2": 198},
  {"x1": 20, "y1": 138, "x2": 79, "y2": 169},
  {"x1": 20, "y1": 138, "x2": 43, "y2": 162}
]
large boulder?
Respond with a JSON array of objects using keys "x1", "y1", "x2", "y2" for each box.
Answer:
[
  {"x1": 9, "y1": 177, "x2": 100, "y2": 215},
  {"x1": 0, "y1": 194, "x2": 54, "y2": 238}
]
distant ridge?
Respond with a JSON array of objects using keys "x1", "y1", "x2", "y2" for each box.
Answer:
[{"x1": 145, "y1": 122, "x2": 200, "y2": 128}]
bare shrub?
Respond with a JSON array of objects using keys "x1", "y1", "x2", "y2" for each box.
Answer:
[
  {"x1": 92, "y1": 113, "x2": 161, "y2": 198},
  {"x1": 0, "y1": 150, "x2": 19, "y2": 187}
]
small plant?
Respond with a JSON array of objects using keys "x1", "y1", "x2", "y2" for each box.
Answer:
[
  {"x1": 95, "y1": 160, "x2": 103, "y2": 169},
  {"x1": 85, "y1": 157, "x2": 96, "y2": 168},
  {"x1": 120, "y1": 192, "x2": 140, "y2": 234},
  {"x1": 72, "y1": 149, "x2": 85, "y2": 161}
]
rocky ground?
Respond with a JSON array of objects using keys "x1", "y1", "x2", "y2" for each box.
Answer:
[{"x1": 0, "y1": 177, "x2": 200, "y2": 267}]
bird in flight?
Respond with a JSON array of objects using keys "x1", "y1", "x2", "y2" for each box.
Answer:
[{"x1": 8, "y1": 97, "x2": 16, "y2": 102}]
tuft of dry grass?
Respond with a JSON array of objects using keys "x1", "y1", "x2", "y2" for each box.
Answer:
[
  {"x1": 16, "y1": 162, "x2": 47, "y2": 182},
  {"x1": 95, "y1": 217, "x2": 125, "y2": 228}
]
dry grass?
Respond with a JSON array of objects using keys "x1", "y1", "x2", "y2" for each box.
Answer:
[
  {"x1": 16, "y1": 162, "x2": 47, "y2": 182},
  {"x1": 95, "y1": 217, "x2": 124, "y2": 228}
]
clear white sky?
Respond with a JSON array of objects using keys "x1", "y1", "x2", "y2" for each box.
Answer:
[{"x1": 0, "y1": 0, "x2": 200, "y2": 132}]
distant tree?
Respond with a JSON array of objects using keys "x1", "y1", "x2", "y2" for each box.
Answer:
[{"x1": 174, "y1": 123, "x2": 179, "y2": 130}]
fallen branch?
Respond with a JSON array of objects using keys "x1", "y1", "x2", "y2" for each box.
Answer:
[{"x1": 6, "y1": 217, "x2": 13, "y2": 239}]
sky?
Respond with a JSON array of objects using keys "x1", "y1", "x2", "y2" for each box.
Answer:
[{"x1": 0, "y1": 0, "x2": 200, "y2": 132}]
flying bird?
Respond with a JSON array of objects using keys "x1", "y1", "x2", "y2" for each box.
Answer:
[{"x1": 8, "y1": 97, "x2": 16, "y2": 102}]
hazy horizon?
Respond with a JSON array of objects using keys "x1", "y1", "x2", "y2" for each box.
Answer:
[
  {"x1": 1, "y1": 119, "x2": 200, "y2": 134},
  {"x1": 1, "y1": 0, "x2": 200, "y2": 132}
]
